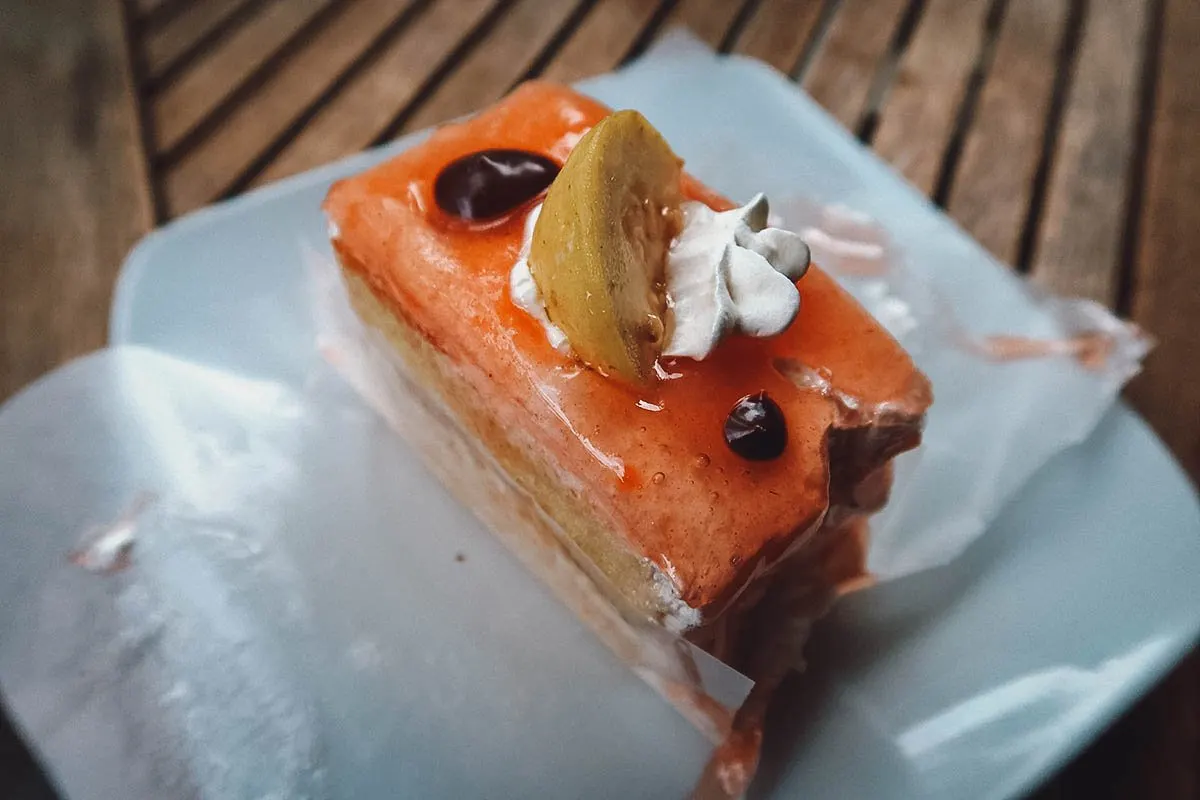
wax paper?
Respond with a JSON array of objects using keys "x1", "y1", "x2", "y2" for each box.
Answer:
[
  {"x1": 771, "y1": 198, "x2": 1149, "y2": 576},
  {"x1": 0, "y1": 349, "x2": 734, "y2": 799}
]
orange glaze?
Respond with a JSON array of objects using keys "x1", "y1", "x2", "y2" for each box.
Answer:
[{"x1": 324, "y1": 82, "x2": 929, "y2": 613}]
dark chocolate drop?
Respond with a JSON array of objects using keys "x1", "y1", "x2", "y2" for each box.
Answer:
[
  {"x1": 434, "y1": 149, "x2": 560, "y2": 221},
  {"x1": 723, "y1": 392, "x2": 787, "y2": 461}
]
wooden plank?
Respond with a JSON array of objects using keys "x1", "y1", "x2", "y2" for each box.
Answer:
[
  {"x1": 142, "y1": 0, "x2": 248, "y2": 78},
  {"x1": 399, "y1": 0, "x2": 584, "y2": 133},
  {"x1": 1030, "y1": 0, "x2": 1147, "y2": 305},
  {"x1": 730, "y1": 0, "x2": 823, "y2": 75},
  {"x1": 1063, "y1": 5, "x2": 1200, "y2": 795},
  {"x1": 660, "y1": 0, "x2": 745, "y2": 48},
  {"x1": 133, "y1": 0, "x2": 170, "y2": 15},
  {"x1": 251, "y1": 0, "x2": 498, "y2": 187},
  {"x1": 801, "y1": 0, "x2": 911, "y2": 129},
  {"x1": 1048, "y1": 654, "x2": 1199, "y2": 800},
  {"x1": 944, "y1": 0, "x2": 1071, "y2": 265},
  {"x1": 161, "y1": 0, "x2": 420, "y2": 215},
  {"x1": 1129, "y1": 0, "x2": 1200, "y2": 483},
  {"x1": 151, "y1": 0, "x2": 330, "y2": 153},
  {"x1": 870, "y1": 0, "x2": 992, "y2": 195},
  {"x1": 538, "y1": 0, "x2": 663, "y2": 84},
  {"x1": 0, "y1": 0, "x2": 154, "y2": 402}
]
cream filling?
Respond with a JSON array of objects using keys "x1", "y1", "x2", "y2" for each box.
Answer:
[
  {"x1": 509, "y1": 194, "x2": 810, "y2": 362},
  {"x1": 508, "y1": 205, "x2": 571, "y2": 354},
  {"x1": 662, "y1": 194, "x2": 810, "y2": 360}
]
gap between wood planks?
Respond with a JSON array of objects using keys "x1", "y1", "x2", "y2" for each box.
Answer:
[
  {"x1": 219, "y1": 0, "x2": 436, "y2": 198},
  {"x1": 129, "y1": 0, "x2": 1165, "y2": 311},
  {"x1": 852, "y1": 0, "x2": 928, "y2": 142},
  {"x1": 929, "y1": 0, "x2": 1012, "y2": 209},
  {"x1": 938, "y1": 0, "x2": 1078, "y2": 267},
  {"x1": 122, "y1": 0, "x2": 168, "y2": 223},
  {"x1": 1012, "y1": 0, "x2": 1087, "y2": 273},
  {"x1": 508, "y1": 0, "x2": 603, "y2": 88},
  {"x1": 365, "y1": 0, "x2": 515, "y2": 147},
  {"x1": 620, "y1": 0, "x2": 681, "y2": 64},
  {"x1": 142, "y1": 0, "x2": 271, "y2": 94},
  {"x1": 1115, "y1": 0, "x2": 1166, "y2": 318},
  {"x1": 214, "y1": 0, "x2": 686, "y2": 203},
  {"x1": 249, "y1": 0, "x2": 501, "y2": 186},
  {"x1": 787, "y1": 0, "x2": 843, "y2": 80},
  {"x1": 130, "y1": 0, "x2": 196, "y2": 34},
  {"x1": 131, "y1": 0, "x2": 832, "y2": 213},
  {"x1": 153, "y1": 0, "x2": 350, "y2": 170},
  {"x1": 717, "y1": 0, "x2": 765, "y2": 52},
  {"x1": 136, "y1": 0, "x2": 843, "y2": 213}
]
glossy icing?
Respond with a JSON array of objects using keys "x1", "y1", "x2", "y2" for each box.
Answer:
[{"x1": 324, "y1": 82, "x2": 930, "y2": 613}]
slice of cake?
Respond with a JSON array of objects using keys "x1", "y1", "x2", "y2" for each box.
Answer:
[{"x1": 324, "y1": 81, "x2": 930, "y2": 791}]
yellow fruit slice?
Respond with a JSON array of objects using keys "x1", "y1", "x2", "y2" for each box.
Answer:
[{"x1": 528, "y1": 110, "x2": 683, "y2": 384}]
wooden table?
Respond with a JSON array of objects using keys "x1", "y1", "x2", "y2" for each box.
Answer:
[{"x1": 1, "y1": 0, "x2": 1197, "y2": 796}]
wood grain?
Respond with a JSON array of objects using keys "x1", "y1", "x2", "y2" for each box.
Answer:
[
  {"x1": 1050, "y1": 2, "x2": 1200, "y2": 796},
  {"x1": 1129, "y1": 0, "x2": 1200, "y2": 483},
  {"x1": 944, "y1": 0, "x2": 1070, "y2": 265},
  {"x1": 151, "y1": 0, "x2": 330, "y2": 153},
  {"x1": 161, "y1": 0, "x2": 421, "y2": 214},
  {"x1": 730, "y1": 0, "x2": 824, "y2": 74},
  {"x1": 538, "y1": 0, "x2": 663, "y2": 85},
  {"x1": 0, "y1": 0, "x2": 153, "y2": 403},
  {"x1": 661, "y1": 0, "x2": 746, "y2": 48},
  {"x1": 141, "y1": 0, "x2": 247, "y2": 78},
  {"x1": 132, "y1": 0, "x2": 170, "y2": 16},
  {"x1": 1030, "y1": 0, "x2": 1147, "y2": 305},
  {"x1": 400, "y1": 0, "x2": 583, "y2": 133},
  {"x1": 251, "y1": 0, "x2": 500, "y2": 187},
  {"x1": 870, "y1": 0, "x2": 993, "y2": 195},
  {"x1": 801, "y1": 0, "x2": 910, "y2": 129}
]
